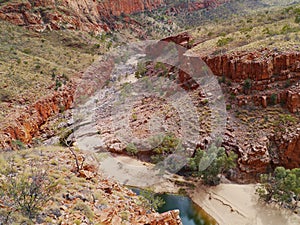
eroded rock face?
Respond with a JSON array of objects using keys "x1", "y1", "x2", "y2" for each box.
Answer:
[
  {"x1": 0, "y1": 0, "x2": 230, "y2": 33},
  {"x1": 0, "y1": 84, "x2": 75, "y2": 150},
  {"x1": 0, "y1": 0, "x2": 165, "y2": 33},
  {"x1": 202, "y1": 49, "x2": 300, "y2": 113},
  {"x1": 272, "y1": 130, "x2": 300, "y2": 169},
  {"x1": 287, "y1": 87, "x2": 300, "y2": 113},
  {"x1": 202, "y1": 50, "x2": 300, "y2": 82}
]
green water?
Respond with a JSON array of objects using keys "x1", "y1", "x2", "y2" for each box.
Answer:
[
  {"x1": 131, "y1": 188, "x2": 215, "y2": 225},
  {"x1": 157, "y1": 193, "x2": 215, "y2": 225}
]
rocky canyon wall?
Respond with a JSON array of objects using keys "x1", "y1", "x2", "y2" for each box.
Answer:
[
  {"x1": 0, "y1": 85, "x2": 75, "y2": 150},
  {"x1": 202, "y1": 50, "x2": 300, "y2": 113},
  {"x1": 0, "y1": 0, "x2": 229, "y2": 33},
  {"x1": 202, "y1": 50, "x2": 300, "y2": 82},
  {"x1": 0, "y1": 0, "x2": 165, "y2": 32}
]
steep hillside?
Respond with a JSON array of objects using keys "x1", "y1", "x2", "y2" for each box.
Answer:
[
  {"x1": 0, "y1": 0, "x2": 164, "y2": 33},
  {"x1": 0, "y1": 146, "x2": 182, "y2": 224},
  {"x1": 191, "y1": 2, "x2": 300, "y2": 54},
  {"x1": 0, "y1": 20, "x2": 109, "y2": 120},
  {"x1": 0, "y1": 0, "x2": 229, "y2": 34}
]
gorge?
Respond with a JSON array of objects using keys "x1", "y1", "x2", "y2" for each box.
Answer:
[{"x1": 0, "y1": 0, "x2": 300, "y2": 224}]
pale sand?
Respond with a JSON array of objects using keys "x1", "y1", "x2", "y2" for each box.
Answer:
[
  {"x1": 99, "y1": 154, "x2": 181, "y2": 193},
  {"x1": 191, "y1": 184, "x2": 300, "y2": 225},
  {"x1": 99, "y1": 154, "x2": 300, "y2": 225}
]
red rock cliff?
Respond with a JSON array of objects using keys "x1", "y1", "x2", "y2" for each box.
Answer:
[
  {"x1": 0, "y1": 0, "x2": 230, "y2": 33},
  {"x1": 0, "y1": 84, "x2": 75, "y2": 150},
  {"x1": 0, "y1": 0, "x2": 165, "y2": 32},
  {"x1": 202, "y1": 50, "x2": 300, "y2": 82}
]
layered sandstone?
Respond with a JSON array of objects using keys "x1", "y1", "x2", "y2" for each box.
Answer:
[
  {"x1": 202, "y1": 50, "x2": 300, "y2": 82},
  {"x1": 287, "y1": 87, "x2": 300, "y2": 113},
  {"x1": 202, "y1": 49, "x2": 300, "y2": 113}
]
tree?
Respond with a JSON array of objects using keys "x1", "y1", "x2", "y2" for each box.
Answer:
[
  {"x1": 188, "y1": 145, "x2": 237, "y2": 185},
  {"x1": 139, "y1": 189, "x2": 165, "y2": 211},
  {"x1": 256, "y1": 167, "x2": 300, "y2": 210}
]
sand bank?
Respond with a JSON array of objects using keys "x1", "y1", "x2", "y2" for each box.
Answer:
[{"x1": 191, "y1": 183, "x2": 300, "y2": 225}]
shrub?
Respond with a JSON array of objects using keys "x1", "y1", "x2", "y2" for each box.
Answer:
[
  {"x1": 11, "y1": 139, "x2": 26, "y2": 150},
  {"x1": 216, "y1": 37, "x2": 233, "y2": 47},
  {"x1": 226, "y1": 104, "x2": 232, "y2": 110},
  {"x1": 256, "y1": 167, "x2": 300, "y2": 210},
  {"x1": 135, "y1": 62, "x2": 147, "y2": 78},
  {"x1": 269, "y1": 94, "x2": 277, "y2": 105},
  {"x1": 154, "y1": 62, "x2": 168, "y2": 77},
  {"x1": 0, "y1": 164, "x2": 59, "y2": 221},
  {"x1": 126, "y1": 143, "x2": 138, "y2": 156},
  {"x1": 150, "y1": 134, "x2": 180, "y2": 164},
  {"x1": 243, "y1": 79, "x2": 252, "y2": 92},
  {"x1": 295, "y1": 15, "x2": 300, "y2": 23},
  {"x1": 218, "y1": 75, "x2": 226, "y2": 83},
  {"x1": 73, "y1": 202, "x2": 94, "y2": 219}
]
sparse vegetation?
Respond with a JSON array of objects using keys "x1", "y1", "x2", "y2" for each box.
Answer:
[
  {"x1": 216, "y1": 37, "x2": 234, "y2": 47},
  {"x1": 0, "y1": 20, "x2": 108, "y2": 120},
  {"x1": 0, "y1": 161, "x2": 59, "y2": 222}
]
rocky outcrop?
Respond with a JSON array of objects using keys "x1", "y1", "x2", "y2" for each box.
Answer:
[
  {"x1": 0, "y1": 84, "x2": 75, "y2": 150},
  {"x1": 148, "y1": 210, "x2": 182, "y2": 225},
  {"x1": 202, "y1": 49, "x2": 300, "y2": 113},
  {"x1": 287, "y1": 87, "x2": 300, "y2": 113},
  {"x1": 272, "y1": 130, "x2": 300, "y2": 169},
  {"x1": 0, "y1": 0, "x2": 230, "y2": 33},
  {"x1": 202, "y1": 49, "x2": 300, "y2": 82},
  {"x1": 237, "y1": 136, "x2": 271, "y2": 175},
  {"x1": 0, "y1": 0, "x2": 165, "y2": 33}
]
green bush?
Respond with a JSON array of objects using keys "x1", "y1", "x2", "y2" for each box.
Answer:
[
  {"x1": 269, "y1": 94, "x2": 277, "y2": 105},
  {"x1": 135, "y1": 62, "x2": 147, "y2": 78},
  {"x1": 126, "y1": 143, "x2": 138, "y2": 156},
  {"x1": 0, "y1": 164, "x2": 59, "y2": 221},
  {"x1": 139, "y1": 189, "x2": 165, "y2": 211},
  {"x1": 256, "y1": 167, "x2": 300, "y2": 210},
  {"x1": 11, "y1": 139, "x2": 26, "y2": 150},
  {"x1": 188, "y1": 145, "x2": 237, "y2": 186},
  {"x1": 243, "y1": 78, "x2": 252, "y2": 92},
  {"x1": 150, "y1": 133, "x2": 180, "y2": 164},
  {"x1": 216, "y1": 37, "x2": 233, "y2": 47}
]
